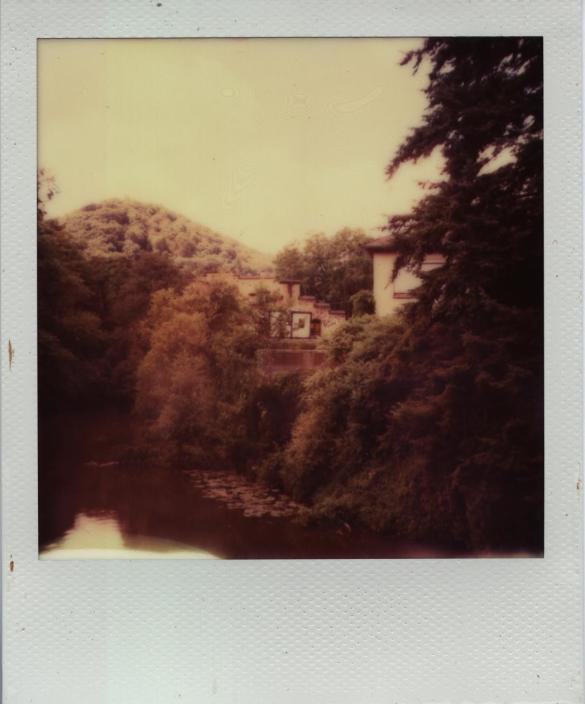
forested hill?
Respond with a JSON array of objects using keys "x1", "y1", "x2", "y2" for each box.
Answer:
[{"x1": 57, "y1": 199, "x2": 274, "y2": 275}]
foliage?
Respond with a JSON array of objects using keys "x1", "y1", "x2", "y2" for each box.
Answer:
[
  {"x1": 60, "y1": 199, "x2": 274, "y2": 276},
  {"x1": 37, "y1": 168, "x2": 58, "y2": 221},
  {"x1": 243, "y1": 372, "x2": 304, "y2": 485},
  {"x1": 38, "y1": 188, "x2": 193, "y2": 407},
  {"x1": 87, "y1": 251, "x2": 186, "y2": 400},
  {"x1": 274, "y1": 228, "x2": 372, "y2": 314},
  {"x1": 134, "y1": 281, "x2": 302, "y2": 469},
  {"x1": 135, "y1": 281, "x2": 249, "y2": 460},
  {"x1": 385, "y1": 37, "x2": 543, "y2": 318},
  {"x1": 274, "y1": 313, "x2": 543, "y2": 551},
  {"x1": 273, "y1": 37, "x2": 544, "y2": 552},
  {"x1": 38, "y1": 211, "x2": 106, "y2": 409},
  {"x1": 246, "y1": 286, "x2": 289, "y2": 338},
  {"x1": 38, "y1": 38, "x2": 544, "y2": 554},
  {"x1": 349, "y1": 289, "x2": 375, "y2": 317}
]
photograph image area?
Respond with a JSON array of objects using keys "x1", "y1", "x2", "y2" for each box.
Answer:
[{"x1": 37, "y1": 37, "x2": 543, "y2": 559}]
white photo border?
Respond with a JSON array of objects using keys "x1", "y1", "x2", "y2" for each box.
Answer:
[{"x1": 1, "y1": 1, "x2": 582, "y2": 702}]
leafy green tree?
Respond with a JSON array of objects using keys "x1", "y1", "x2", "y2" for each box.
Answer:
[
  {"x1": 274, "y1": 228, "x2": 373, "y2": 314},
  {"x1": 136, "y1": 281, "x2": 261, "y2": 465},
  {"x1": 350, "y1": 289, "x2": 375, "y2": 317},
  {"x1": 87, "y1": 251, "x2": 186, "y2": 400},
  {"x1": 273, "y1": 245, "x2": 306, "y2": 282},
  {"x1": 385, "y1": 37, "x2": 543, "y2": 318},
  {"x1": 135, "y1": 280, "x2": 305, "y2": 472},
  {"x1": 384, "y1": 37, "x2": 544, "y2": 548},
  {"x1": 277, "y1": 38, "x2": 544, "y2": 553},
  {"x1": 38, "y1": 193, "x2": 105, "y2": 410},
  {"x1": 59, "y1": 199, "x2": 272, "y2": 276},
  {"x1": 38, "y1": 176, "x2": 190, "y2": 408}
]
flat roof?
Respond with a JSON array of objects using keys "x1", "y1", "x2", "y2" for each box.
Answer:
[{"x1": 363, "y1": 235, "x2": 399, "y2": 253}]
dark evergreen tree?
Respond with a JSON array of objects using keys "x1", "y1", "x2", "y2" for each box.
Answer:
[
  {"x1": 385, "y1": 38, "x2": 544, "y2": 550},
  {"x1": 384, "y1": 38, "x2": 545, "y2": 550},
  {"x1": 280, "y1": 38, "x2": 544, "y2": 552},
  {"x1": 386, "y1": 37, "x2": 543, "y2": 318}
]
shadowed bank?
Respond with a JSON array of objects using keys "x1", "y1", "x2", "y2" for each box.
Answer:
[{"x1": 39, "y1": 410, "x2": 534, "y2": 559}]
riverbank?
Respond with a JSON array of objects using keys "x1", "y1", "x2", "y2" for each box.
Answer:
[
  {"x1": 40, "y1": 408, "x2": 539, "y2": 558},
  {"x1": 40, "y1": 409, "x2": 469, "y2": 558}
]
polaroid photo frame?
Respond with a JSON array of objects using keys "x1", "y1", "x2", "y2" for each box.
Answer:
[{"x1": 1, "y1": 0, "x2": 583, "y2": 702}]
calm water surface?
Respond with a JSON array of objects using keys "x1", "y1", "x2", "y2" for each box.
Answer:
[{"x1": 39, "y1": 410, "x2": 458, "y2": 559}]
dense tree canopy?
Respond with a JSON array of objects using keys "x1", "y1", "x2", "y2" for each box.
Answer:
[
  {"x1": 272, "y1": 37, "x2": 544, "y2": 552},
  {"x1": 38, "y1": 215, "x2": 105, "y2": 408},
  {"x1": 385, "y1": 37, "x2": 543, "y2": 318},
  {"x1": 38, "y1": 196, "x2": 273, "y2": 408},
  {"x1": 60, "y1": 199, "x2": 273, "y2": 276},
  {"x1": 38, "y1": 38, "x2": 544, "y2": 554},
  {"x1": 274, "y1": 228, "x2": 373, "y2": 314},
  {"x1": 135, "y1": 280, "x2": 303, "y2": 468}
]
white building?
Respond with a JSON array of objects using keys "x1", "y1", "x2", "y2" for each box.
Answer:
[{"x1": 364, "y1": 236, "x2": 445, "y2": 317}]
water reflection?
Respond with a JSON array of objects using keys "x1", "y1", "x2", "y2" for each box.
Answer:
[
  {"x1": 40, "y1": 458, "x2": 457, "y2": 559},
  {"x1": 39, "y1": 410, "x2": 462, "y2": 559},
  {"x1": 41, "y1": 512, "x2": 218, "y2": 559}
]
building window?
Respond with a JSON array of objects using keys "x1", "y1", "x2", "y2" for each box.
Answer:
[
  {"x1": 291, "y1": 312, "x2": 311, "y2": 339},
  {"x1": 310, "y1": 318, "x2": 322, "y2": 337}
]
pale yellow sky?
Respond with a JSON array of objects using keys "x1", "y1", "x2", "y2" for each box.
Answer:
[{"x1": 38, "y1": 38, "x2": 441, "y2": 254}]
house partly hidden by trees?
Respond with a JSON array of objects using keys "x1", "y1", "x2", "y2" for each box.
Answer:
[
  {"x1": 364, "y1": 236, "x2": 445, "y2": 317},
  {"x1": 203, "y1": 272, "x2": 347, "y2": 339},
  {"x1": 201, "y1": 272, "x2": 347, "y2": 374},
  {"x1": 202, "y1": 239, "x2": 447, "y2": 357},
  {"x1": 201, "y1": 244, "x2": 445, "y2": 374}
]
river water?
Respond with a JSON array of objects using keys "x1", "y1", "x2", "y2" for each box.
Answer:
[{"x1": 39, "y1": 410, "x2": 456, "y2": 559}]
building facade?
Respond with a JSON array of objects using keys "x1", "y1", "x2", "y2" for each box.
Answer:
[
  {"x1": 203, "y1": 273, "x2": 346, "y2": 338},
  {"x1": 364, "y1": 237, "x2": 445, "y2": 317}
]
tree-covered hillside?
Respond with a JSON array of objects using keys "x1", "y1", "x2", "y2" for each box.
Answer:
[{"x1": 58, "y1": 199, "x2": 274, "y2": 275}]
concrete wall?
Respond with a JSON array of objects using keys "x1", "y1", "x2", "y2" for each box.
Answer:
[
  {"x1": 297, "y1": 297, "x2": 345, "y2": 337},
  {"x1": 258, "y1": 347, "x2": 327, "y2": 375}
]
